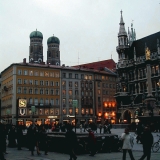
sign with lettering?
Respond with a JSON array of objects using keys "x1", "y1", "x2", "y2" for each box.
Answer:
[
  {"x1": 72, "y1": 100, "x2": 78, "y2": 107},
  {"x1": 19, "y1": 99, "x2": 27, "y2": 107}
]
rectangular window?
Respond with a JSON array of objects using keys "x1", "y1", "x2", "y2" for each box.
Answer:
[
  {"x1": 50, "y1": 108, "x2": 54, "y2": 114},
  {"x1": 39, "y1": 109, "x2": 43, "y2": 115},
  {"x1": 45, "y1": 99, "x2": 49, "y2": 105},
  {"x1": 63, "y1": 98, "x2": 66, "y2": 104},
  {"x1": 50, "y1": 81, "x2": 54, "y2": 86},
  {"x1": 69, "y1": 108, "x2": 73, "y2": 114},
  {"x1": 76, "y1": 108, "x2": 78, "y2": 115},
  {"x1": 40, "y1": 81, "x2": 44, "y2": 85},
  {"x1": 35, "y1": 88, "x2": 38, "y2": 94},
  {"x1": 55, "y1": 82, "x2": 59, "y2": 86},
  {"x1": 75, "y1": 90, "x2": 78, "y2": 95},
  {"x1": 34, "y1": 98, "x2": 38, "y2": 105},
  {"x1": 24, "y1": 88, "x2": 27, "y2": 94},
  {"x1": 75, "y1": 82, "x2": 78, "y2": 87},
  {"x1": 62, "y1": 73, "x2": 66, "y2": 78},
  {"x1": 29, "y1": 88, "x2": 32, "y2": 94},
  {"x1": 24, "y1": 70, "x2": 28, "y2": 75},
  {"x1": 81, "y1": 74, "x2": 84, "y2": 79},
  {"x1": 90, "y1": 91, "x2": 92, "y2": 96},
  {"x1": 86, "y1": 109, "x2": 89, "y2": 114},
  {"x1": 69, "y1": 81, "x2": 72, "y2": 87},
  {"x1": 29, "y1": 80, "x2": 33, "y2": 85},
  {"x1": 69, "y1": 90, "x2": 72, "y2": 96},
  {"x1": 17, "y1": 87, "x2": 21, "y2": 93},
  {"x1": 69, "y1": 99, "x2": 72, "y2": 104},
  {"x1": 34, "y1": 71, "x2": 38, "y2": 76},
  {"x1": 40, "y1": 89, "x2": 43, "y2": 94},
  {"x1": 56, "y1": 89, "x2": 59, "y2": 95},
  {"x1": 24, "y1": 79, "x2": 27, "y2": 84},
  {"x1": 45, "y1": 72, "x2": 49, "y2": 77},
  {"x1": 55, "y1": 73, "x2": 59, "y2": 77},
  {"x1": 81, "y1": 108, "x2": 85, "y2": 114},
  {"x1": 50, "y1": 72, "x2": 54, "y2": 77},
  {"x1": 69, "y1": 73, "x2": 72, "y2": 78},
  {"x1": 50, "y1": 99, "x2": 54, "y2": 105},
  {"x1": 97, "y1": 82, "x2": 100, "y2": 87},
  {"x1": 29, "y1": 71, "x2": 33, "y2": 76},
  {"x1": 98, "y1": 89, "x2": 101, "y2": 94},
  {"x1": 89, "y1": 75, "x2": 92, "y2": 80},
  {"x1": 18, "y1": 70, "x2": 22, "y2": 75},
  {"x1": 18, "y1": 79, "x2": 22, "y2": 84},
  {"x1": 55, "y1": 108, "x2": 59, "y2": 115},
  {"x1": 40, "y1": 72, "x2": 44, "y2": 76},
  {"x1": 90, "y1": 108, "x2": 93, "y2": 114},
  {"x1": 62, "y1": 90, "x2": 66, "y2": 95},
  {"x1": 40, "y1": 98, "x2": 44, "y2": 104},
  {"x1": 46, "y1": 89, "x2": 49, "y2": 95},
  {"x1": 84, "y1": 75, "x2": 88, "y2": 79},
  {"x1": 56, "y1": 99, "x2": 59, "y2": 105},
  {"x1": 50, "y1": 89, "x2": 54, "y2": 95},
  {"x1": 45, "y1": 81, "x2": 49, "y2": 86},
  {"x1": 62, "y1": 81, "x2": 66, "y2": 86},
  {"x1": 102, "y1": 76, "x2": 105, "y2": 80},
  {"x1": 63, "y1": 108, "x2": 66, "y2": 114},
  {"x1": 75, "y1": 74, "x2": 78, "y2": 79},
  {"x1": 45, "y1": 109, "x2": 49, "y2": 115},
  {"x1": 110, "y1": 84, "x2": 112, "y2": 88},
  {"x1": 35, "y1": 80, "x2": 38, "y2": 85}
]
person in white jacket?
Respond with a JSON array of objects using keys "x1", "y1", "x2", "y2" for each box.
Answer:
[{"x1": 121, "y1": 127, "x2": 135, "y2": 160}]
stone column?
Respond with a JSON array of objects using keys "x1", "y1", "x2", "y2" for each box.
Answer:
[{"x1": 146, "y1": 64, "x2": 153, "y2": 97}]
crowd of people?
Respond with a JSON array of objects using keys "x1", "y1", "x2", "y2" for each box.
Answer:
[{"x1": 0, "y1": 120, "x2": 157, "y2": 160}]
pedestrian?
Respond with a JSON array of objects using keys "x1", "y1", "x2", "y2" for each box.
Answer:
[
  {"x1": 138, "y1": 126, "x2": 153, "y2": 160},
  {"x1": 0, "y1": 123, "x2": 6, "y2": 160},
  {"x1": 121, "y1": 127, "x2": 135, "y2": 160},
  {"x1": 65, "y1": 125, "x2": 77, "y2": 160},
  {"x1": 8, "y1": 125, "x2": 17, "y2": 148},
  {"x1": 27, "y1": 125, "x2": 37, "y2": 155},
  {"x1": 99, "y1": 124, "x2": 102, "y2": 134},
  {"x1": 17, "y1": 125, "x2": 23, "y2": 150},
  {"x1": 39, "y1": 126, "x2": 48, "y2": 155},
  {"x1": 87, "y1": 129, "x2": 96, "y2": 156}
]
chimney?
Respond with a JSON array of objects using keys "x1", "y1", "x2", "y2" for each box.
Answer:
[{"x1": 23, "y1": 58, "x2": 26, "y2": 64}]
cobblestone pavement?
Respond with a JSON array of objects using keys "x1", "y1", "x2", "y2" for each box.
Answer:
[
  {"x1": 5, "y1": 128, "x2": 159, "y2": 160},
  {"x1": 4, "y1": 147, "x2": 160, "y2": 160}
]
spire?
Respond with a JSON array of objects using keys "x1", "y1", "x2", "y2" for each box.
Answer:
[{"x1": 118, "y1": 10, "x2": 127, "y2": 36}]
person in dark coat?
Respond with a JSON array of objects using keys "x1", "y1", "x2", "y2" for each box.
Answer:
[
  {"x1": 39, "y1": 126, "x2": 48, "y2": 155},
  {"x1": 87, "y1": 129, "x2": 96, "y2": 156},
  {"x1": 17, "y1": 125, "x2": 23, "y2": 150},
  {"x1": 0, "y1": 123, "x2": 6, "y2": 160},
  {"x1": 27, "y1": 125, "x2": 37, "y2": 155},
  {"x1": 65, "y1": 125, "x2": 77, "y2": 160},
  {"x1": 138, "y1": 126, "x2": 153, "y2": 160},
  {"x1": 8, "y1": 125, "x2": 16, "y2": 148}
]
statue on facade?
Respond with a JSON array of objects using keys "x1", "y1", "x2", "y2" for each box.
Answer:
[{"x1": 145, "y1": 47, "x2": 151, "y2": 60}]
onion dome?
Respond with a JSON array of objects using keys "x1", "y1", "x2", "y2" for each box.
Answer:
[
  {"x1": 30, "y1": 29, "x2": 43, "y2": 39},
  {"x1": 47, "y1": 35, "x2": 60, "y2": 44}
]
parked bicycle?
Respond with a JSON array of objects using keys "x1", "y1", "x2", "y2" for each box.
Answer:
[{"x1": 152, "y1": 134, "x2": 160, "y2": 152}]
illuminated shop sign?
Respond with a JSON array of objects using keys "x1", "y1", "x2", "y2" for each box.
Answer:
[{"x1": 19, "y1": 99, "x2": 27, "y2": 108}]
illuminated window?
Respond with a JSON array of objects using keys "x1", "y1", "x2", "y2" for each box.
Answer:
[
  {"x1": 69, "y1": 90, "x2": 72, "y2": 96},
  {"x1": 89, "y1": 75, "x2": 92, "y2": 80},
  {"x1": 76, "y1": 108, "x2": 79, "y2": 114},
  {"x1": 45, "y1": 72, "x2": 49, "y2": 77},
  {"x1": 98, "y1": 89, "x2": 101, "y2": 94},
  {"x1": 45, "y1": 109, "x2": 49, "y2": 115},
  {"x1": 102, "y1": 76, "x2": 105, "y2": 80},
  {"x1": 55, "y1": 108, "x2": 59, "y2": 115},
  {"x1": 81, "y1": 108, "x2": 85, "y2": 114},
  {"x1": 63, "y1": 108, "x2": 66, "y2": 114},
  {"x1": 84, "y1": 75, "x2": 88, "y2": 79},
  {"x1": 50, "y1": 109, "x2": 54, "y2": 114},
  {"x1": 29, "y1": 71, "x2": 33, "y2": 76},
  {"x1": 75, "y1": 82, "x2": 78, "y2": 87},
  {"x1": 69, "y1": 108, "x2": 73, "y2": 114},
  {"x1": 90, "y1": 108, "x2": 93, "y2": 114},
  {"x1": 86, "y1": 109, "x2": 89, "y2": 114},
  {"x1": 39, "y1": 109, "x2": 43, "y2": 115},
  {"x1": 62, "y1": 81, "x2": 66, "y2": 86},
  {"x1": 62, "y1": 90, "x2": 66, "y2": 95}
]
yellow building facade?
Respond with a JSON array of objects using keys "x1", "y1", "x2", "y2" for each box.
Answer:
[{"x1": 1, "y1": 63, "x2": 61, "y2": 126}]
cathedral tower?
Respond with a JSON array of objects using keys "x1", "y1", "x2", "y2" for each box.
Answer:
[
  {"x1": 47, "y1": 35, "x2": 60, "y2": 65},
  {"x1": 29, "y1": 29, "x2": 43, "y2": 63}
]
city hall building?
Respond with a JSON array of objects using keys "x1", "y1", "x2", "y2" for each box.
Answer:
[{"x1": 115, "y1": 11, "x2": 160, "y2": 124}]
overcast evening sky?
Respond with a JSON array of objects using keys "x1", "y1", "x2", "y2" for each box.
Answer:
[{"x1": 0, "y1": 0, "x2": 160, "y2": 72}]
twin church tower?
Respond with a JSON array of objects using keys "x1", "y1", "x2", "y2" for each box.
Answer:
[{"x1": 29, "y1": 30, "x2": 60, "y2": 65}]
